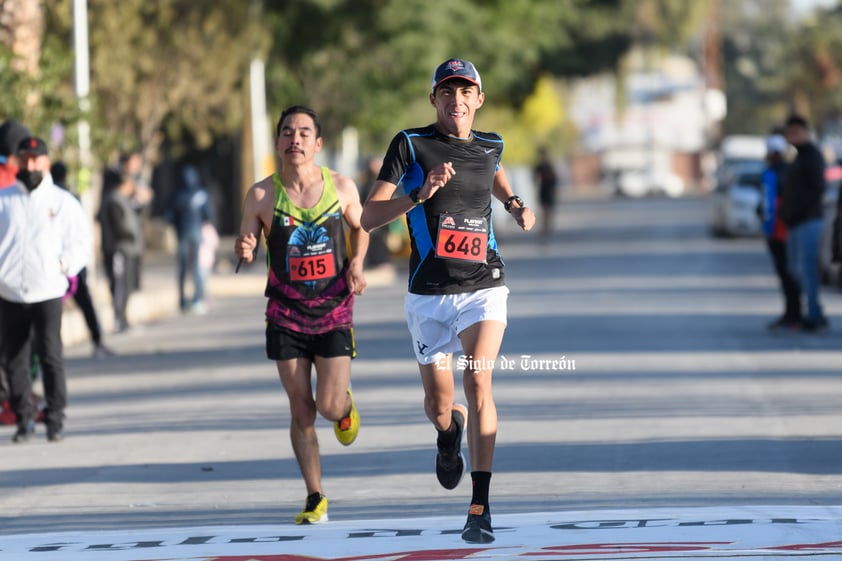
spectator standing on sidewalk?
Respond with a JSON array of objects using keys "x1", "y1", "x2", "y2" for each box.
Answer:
[
  {"x1": 533, "y1": 147, "x2": 559, "y2": 241},
  {"x1": 0, "y1": 119, "x2": 31, "y2": 406},
  {"x1": 119, "y1": 151, "x2": 154, "y2": 289},
  {"x1": 759, "y1": 134, "x2": 801, "y2": 330},
  {"x1": 166, "y1": 164, "x2": 214, "y2": 314},
  {"x1": 51, "y1": 161, "x2": 116, "y2": 358},
  {"x1": 199, "y1": 220, "x2": 219, "y2": 304},
  {"x1": 779, "y1": 114, "x2": 829, "y2": 332},
  {"x1": 0, "y1": 120, "x2": 28, "y2": 189},
  {"x1": 100, "y1": 151, "x2": 153, "y2": 291},
  {"x1": 100, "y1": 162, "x2": 144, "y2": 332},
  {"x1": 0, "y1": 137, "x2": 92, "y2": 442}
]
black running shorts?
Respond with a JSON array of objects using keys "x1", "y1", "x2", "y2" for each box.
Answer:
[{"x1": 266, "y1": 323, "x2": 356, "y2": 361}]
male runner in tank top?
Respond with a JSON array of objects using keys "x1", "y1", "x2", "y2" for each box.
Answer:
[
  {"x1": 235, "y1": 105, "x2": 369, "y2": 525},
  {"x1": 361, "y1": 59, "x2": 535, "y2": 543}
]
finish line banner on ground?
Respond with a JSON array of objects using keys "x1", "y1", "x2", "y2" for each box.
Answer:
[{"x1": 3, "y1": 507, "x2": 842, "y2": 561}]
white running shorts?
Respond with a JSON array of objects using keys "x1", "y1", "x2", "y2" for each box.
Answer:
[{"x1": 404, "y1": 285, "x2": 509, "y2": 365}]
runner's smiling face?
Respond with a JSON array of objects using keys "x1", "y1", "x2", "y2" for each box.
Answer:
[
  {"x1": 430, "y1": 79, "x2": 484, "y2": 138},
  {"x1": 276, "y1": 112, "x2": 323, "y2": 165}
]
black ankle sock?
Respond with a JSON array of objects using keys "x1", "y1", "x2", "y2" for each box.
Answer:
[
  {"x1": 305, "y1": 491, "x2": 322, "y2": 509},
  {"x1": 470, "y1": 471, "x2": 491, "y2": 507}
]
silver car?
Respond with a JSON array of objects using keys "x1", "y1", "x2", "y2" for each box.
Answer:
[
  {"x1": 820, "y1": 164, "x2": 842, "y2": 287},
  {"x1": 710, "y1": 161, "x2": 766, "y2": 237}
]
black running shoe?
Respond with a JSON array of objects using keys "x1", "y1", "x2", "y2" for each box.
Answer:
[
  {"x1": 46, "y1": 427, "x2": 64, "y2": 442},
  {"x1": 462, "y1": 503, "x2": 494, "y2": 543},
  {"x1": 12, "y1": 420, "x2": 35, "y2": 443},
  {"x1": 802, "y1": 316, "x2": 830, "y2": 333},
  {"x1": 435, "y1": 404, "x2": 466, "y2": 490},
  {"x1": 767, "y1": 316, "x2": 800, "y2": 331}
]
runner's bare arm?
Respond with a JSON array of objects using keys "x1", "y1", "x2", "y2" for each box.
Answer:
[
  {"x1": 492, "y1": 165, "x2": 535, "y2": 232},
  {"x1": 361, "y1": 180, "x2": 404, "y2": 232},
  {"x1": 235, "y1": 178, "x2": 272, "y2": 263},
  {"x1": 335, "y1": 173, "x2": 369, "y2": 295},
  {"x1": 361, "y1": 163, "x2": 455, "y2": 232}
]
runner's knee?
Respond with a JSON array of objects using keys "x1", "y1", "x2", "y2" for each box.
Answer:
[
  {"x1": 463, "y1": 368, "x2": 492, "y2": 393},
  {"x1": 316, "y1": 393, "x2": 348, "y2": 421},
  {"x1": 289, "y1": 398, "x2": 318, "y2": 427}
]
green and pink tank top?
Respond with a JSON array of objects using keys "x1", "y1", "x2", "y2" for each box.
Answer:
[{"x1": 264, "y1": 167, "x2": 352, "y2": 334}]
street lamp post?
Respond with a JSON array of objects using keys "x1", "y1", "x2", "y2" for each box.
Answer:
[
  {"x1": 72, "y1": 0, "x2": 91, "y2": 171},
  {"x1": 72, "y1": 0, "x2": 96, "y2": 274}
]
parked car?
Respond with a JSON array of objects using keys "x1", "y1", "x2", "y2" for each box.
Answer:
[
  {"x1": 711, "y1": 135, "x2": 766, "y2": 190},
  {"x1": 820, "y1": 164, "x2": 842, "y2": 287},
  {"x1": 617, "y1": 168, "x2": 685, "y2": 198},
  {"x1": 709, "y1": 161, "x2": 766, "y2": 237}
]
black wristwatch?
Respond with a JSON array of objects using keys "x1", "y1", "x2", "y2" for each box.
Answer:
[
  {"x1": 409, "y1": 187, "x2": 425, "y2": 205},
  {"x1": 504, "y1": 195, "x2": 524, "y2": 212}
]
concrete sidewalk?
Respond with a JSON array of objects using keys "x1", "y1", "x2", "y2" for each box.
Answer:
[{"x1": 60, "y1": 236, "x2": 261, "y2": 349}]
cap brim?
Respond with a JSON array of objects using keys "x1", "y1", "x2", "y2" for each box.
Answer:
[{"x1": 433, "y1": 76, "x2": 481, "y2": 92}]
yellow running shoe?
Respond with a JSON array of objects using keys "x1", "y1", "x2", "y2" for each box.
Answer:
[
  {"x1": 334, "y1": 388, "x2": 360, "y2": 446},
  {"x1": 294, "y1": 492, "x2": 328, "y2": 524}
]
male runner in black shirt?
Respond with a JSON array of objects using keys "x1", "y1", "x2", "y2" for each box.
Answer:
[{"x1": 361, "y1": 58, "x2": 535, "y2": 543}]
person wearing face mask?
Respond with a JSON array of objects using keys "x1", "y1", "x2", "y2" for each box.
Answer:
[
  {"x1": 0, "y1": 120, "x2": 30, "y2": 190},
  {"x1": 51, "y1": 161, "x2": 116, "y2": 359},
  {"x1": 0, "y1": 136, "x2": 92, "y2": 443},
  {"x1": 0, "y1": 119, "x2": 32, "y2": 410}
]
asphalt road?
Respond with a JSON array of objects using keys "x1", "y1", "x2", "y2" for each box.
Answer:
[{"x1": 2, "y1": 194, "x2": 842, "y2": 537}]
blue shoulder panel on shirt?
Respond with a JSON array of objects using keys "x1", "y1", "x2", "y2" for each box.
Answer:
[{"x1": 400, "y1": 130, "x2": 438, "y2": 287}]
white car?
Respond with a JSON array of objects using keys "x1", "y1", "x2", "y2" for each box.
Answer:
[
  {"x1": 710, "y1": 162, "x2": 765, "y2": 237},
  {"x1": 617, "y1": 169, "x2": 685, "y2": 198}
]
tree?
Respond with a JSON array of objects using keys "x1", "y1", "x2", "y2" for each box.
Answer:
[
  {"x1": 784, "y1": 3, "x2": 842, "y2": 135},
  {"x1": 0, "y1": 0, "x2": 45, "y2": 122},
  {"x1": 263, "y1": 0, "x2": 595, "y2": 156},
  {"x1": 3, "y1": 1, "x2": 266, "y2": 171},
  {"x1": 6, "y1": 0, "x2": 714, "y2": 173},
  {"x1": 82, "y1": 0, "x2": 266, "y2": 166},
  {"x1": 262, "y1": 0, "x2": 713, "y2": 162},
  {"x1": 718, "y1": 0, "x2": 793, "y2": 134}
]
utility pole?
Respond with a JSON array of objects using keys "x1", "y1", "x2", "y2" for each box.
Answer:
[
  {"x1": 73, "y1": 0, "x2": 96, "y2": 274},
  {"x1": 73, "y1": 0, "x2": 91, "y2": 177}
]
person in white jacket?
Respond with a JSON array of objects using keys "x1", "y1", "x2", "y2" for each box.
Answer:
[{"x1": 0, "y1": 137, "x2": 92, "y2": 443}]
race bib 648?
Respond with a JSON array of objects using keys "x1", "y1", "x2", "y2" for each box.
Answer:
[{"x1": 435, "y1": 215, "x2": 488, "y2": 262}]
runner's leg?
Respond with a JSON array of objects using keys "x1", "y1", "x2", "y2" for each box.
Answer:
[
  {"x1": 276, "y1": 357, "x2": 321, "y2": 495},
  {"x1": 459, "y1": 319, "x2": 505, "y2": 543},
  {"x1": 458, "y1": 320, "x2": 505, "y2": 471},
  {"x1": 313, "y1": 355, "x2": 353, "y2": 421},
  {"x1": 419, "y1": 355, "x2": 456, "y2": 432}
]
